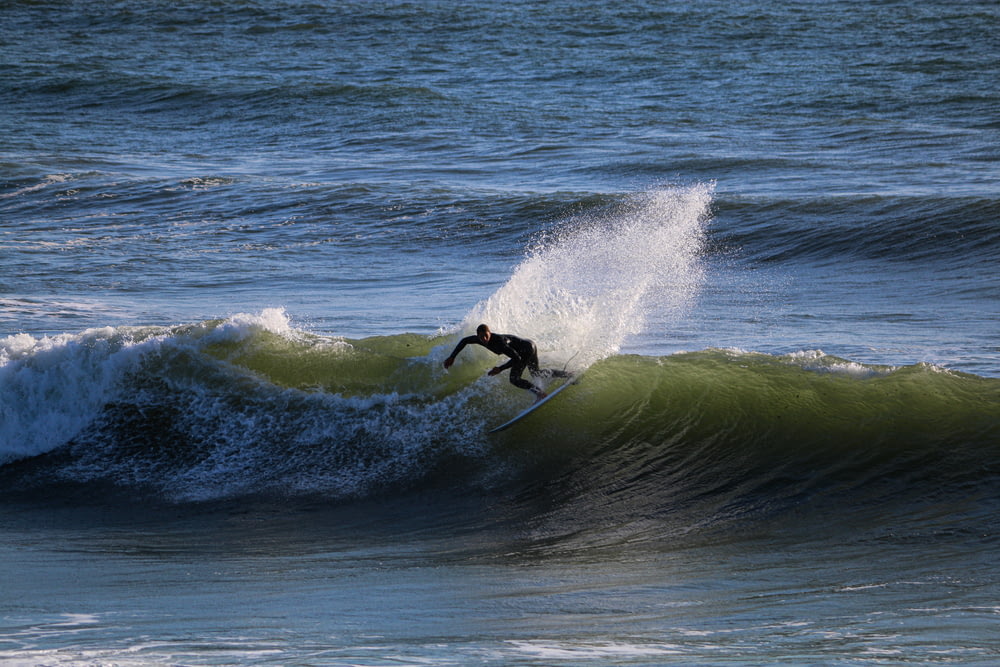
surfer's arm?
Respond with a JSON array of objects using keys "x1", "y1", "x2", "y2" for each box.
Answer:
[
  {"x1": 491, "y1": 358, "x2": 515, "y2": 373},
  {"x1": 443, "y1": 335, "x2": 478, "y2": 369}
]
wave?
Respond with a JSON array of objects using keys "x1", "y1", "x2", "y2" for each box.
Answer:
[
  {"x1": 7, "y1": 162, "x2": 997, "y2": 282},
  {"x1": 2, "y1": 312, "x2": 997, "y2": 518},
  {"x1": 6, "y1": 70, "x2": 453, "y2": 118},
  {"x1": 2, "y1": 183, "x2": 997, "y2": 527},
  {"x1": 715, "y1": 194, "x2": 1000, "y2": 266}
]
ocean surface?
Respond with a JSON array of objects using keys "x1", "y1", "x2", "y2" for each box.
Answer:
[{"x1": 2, "y1": 0, "x2": 999, "y2": 664}]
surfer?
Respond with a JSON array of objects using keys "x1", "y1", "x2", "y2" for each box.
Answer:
[{"x1": 443, "y1": 324, "x2": 570, "y2": 400}]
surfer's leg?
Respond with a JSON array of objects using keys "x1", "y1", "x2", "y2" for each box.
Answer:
[
  {"x1": 525, "y1": 347, "x2": 553, "y2": 379},
  {"x1": 521, "y1": 345, "x2": 571, "y2": 380},
  {"x1": 510, "y1": 363, "x2": 545, "y2": 397}
]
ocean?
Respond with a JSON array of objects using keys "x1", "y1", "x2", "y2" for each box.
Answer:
[{"x1": 2, "y1": 0, "x2": 999, "y2": 664}]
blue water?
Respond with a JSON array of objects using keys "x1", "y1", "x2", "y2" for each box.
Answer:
[{"x1": 2, "y1": 1, "x2": 999, "y2": 664}]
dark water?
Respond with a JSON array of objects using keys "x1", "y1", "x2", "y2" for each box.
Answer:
[{"x1": 2, "y1": 1, "x2": 999, "y2": 664}]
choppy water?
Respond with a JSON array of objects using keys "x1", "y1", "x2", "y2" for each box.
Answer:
[{"x1": 2, "y1": 1, "x2": 999, "y2": 664}]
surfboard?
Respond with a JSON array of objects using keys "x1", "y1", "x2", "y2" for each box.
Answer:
[{"x1": 488, "y1": 375, "x2": 579, "y2": 433}]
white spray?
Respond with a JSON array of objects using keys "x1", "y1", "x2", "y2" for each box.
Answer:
[{"x1": 465, "y1": 185, "x2": 712, "y2": 369}]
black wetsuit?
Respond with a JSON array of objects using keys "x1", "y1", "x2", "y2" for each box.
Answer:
[{"x1": 449, "y1": 332, "x2": 564, "y2": 393}]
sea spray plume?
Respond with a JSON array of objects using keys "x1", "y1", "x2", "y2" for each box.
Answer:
[{"x1": 466, "y1": 185, "x2": 712, "y2": 368}]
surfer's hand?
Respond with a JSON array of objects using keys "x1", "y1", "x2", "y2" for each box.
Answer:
[
  {"x1": 443, "y1": 357, "x2": 454, "y2": 369},
  {"x1": 487, "y1": 367, "x2": 502, "y2": 376}
]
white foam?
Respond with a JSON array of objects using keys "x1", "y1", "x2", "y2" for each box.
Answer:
[
  {"x1": 784, "y1": 349, "x2": 895, "y2": 378},
  {"x1": 0, "y1": 309, "x2": 313, "y2": 465},
  {"x1": 0, "y1": 327, "x2": 156, "y2": 463},
  {"x1": 204, "y1": 307, "x2": 297, "y2": 343},
  {"x1": 0, "y1": 173, "x2": 71, "y2": 200},
  {"x1": 465, "y1": 185, "x2": 712, "y2": 369},
  {"x1": 506, "y1": 639, "x2": 684, "y2": 659}
]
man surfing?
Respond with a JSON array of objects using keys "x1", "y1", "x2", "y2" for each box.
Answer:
[{"x1": 443, "y1": 323, "x2": 571, "y2": 400}]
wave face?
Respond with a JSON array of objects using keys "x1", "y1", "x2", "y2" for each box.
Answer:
[
  {"x1": 2, "y1": 311, "x2": 997, "y2": 525},
  {"x1": 552, "y1": 351, "x2": 1000, "y2": 527}
]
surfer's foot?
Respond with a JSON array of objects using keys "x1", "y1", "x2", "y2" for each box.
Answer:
[{"x1": 534, "y1": 391, "x2": 548, "y2": 402}]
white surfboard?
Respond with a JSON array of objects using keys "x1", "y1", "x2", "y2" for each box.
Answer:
[{"x1": 488, "y1": 375, "x2": 579, "y2": 433}]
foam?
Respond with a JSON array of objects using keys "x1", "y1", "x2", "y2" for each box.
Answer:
[
  {"x1": 0, "y1": 327, "x2": 150, "y2": 463},
  {"x1": 506, "y1": 640, "x2": 683, "y2": 660},
  {"x1": 203, "y1": 306, "x2": 297, "y2": 343},
  {"x1": 0, "y1": 173, "x2": 71, "y2": 200},
  {"x1": 715, "y1": 347, "x2": 897, "y2": 379},
  {"x1": 0, "y1": 309, "x2": 311, "y2": 465},
  {"x1": 784, "y1": 349, "x2": 896, "y2": 378},
  {"x1": 0, "y1": 310, "x2": 492, "y2": 500}
]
